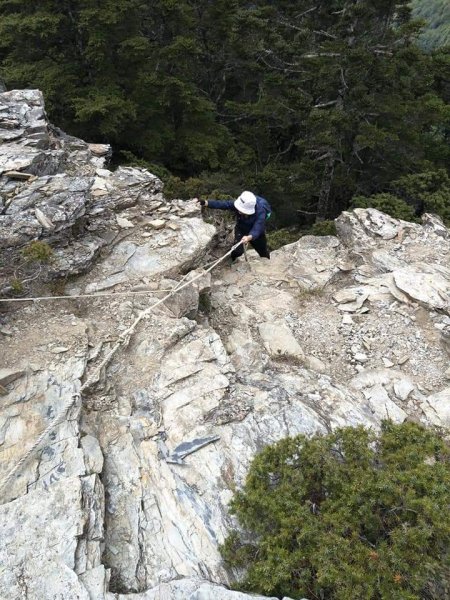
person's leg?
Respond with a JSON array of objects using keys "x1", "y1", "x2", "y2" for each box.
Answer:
[
  {"x1": 251, "y1": 233, "x2": 270, "y2": 259},
  {"x1": 231, "y1": 228, "x2": 245, "y2": 261}
]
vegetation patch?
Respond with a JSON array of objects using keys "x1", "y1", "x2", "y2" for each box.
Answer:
[
  {"x1": 310, "y1": 221, "x2": 337, "y2": 237},
  {"x1": 21, "y1": 240, "x2": 53, "y2": 263},
  {"x1": 412, "y1": 0, "x2": 450, "y2": 50},
  {"x1": 267, "y1": 228, "x2": 303, "y2": 250},
  {"x1": 352, "y1": 193, "x2": 418, "y2": 222},
  {"x1": 221, "y1": 422, "x2": 450, "y2": 600},
  {"x1": 9, "y1": 277, "x2": 24, "y2": 295},
  {"x1": 352, "y1": 170, "x2": 450, "y2": 225}
]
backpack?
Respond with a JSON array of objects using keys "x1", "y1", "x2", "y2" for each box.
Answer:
[{"x1": 256, "y1": 195, "x2": 272, "y2": 220}]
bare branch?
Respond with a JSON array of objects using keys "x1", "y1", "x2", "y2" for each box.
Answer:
[
  {"x1": 373, "y1": 49, "x2": 393, "y2": 56},
  {"x1": 340, "y1": 67, "x2": 348, "y2": 90},
  {"x1": 267, "y1": 139, "x2": 295, "y2": 164},
  {"x1": 276, "y1": 20, "x2": 307, "y2": 33},
  {"x1": 353, "y1": 149, "x2": 364, "y2": 164},
  {"x1": 313, "y1": 30, "x2": 338, "y2": 39},
  {"x1": 387, "y1": 506, "x2": 419, "y2": 515},
  {"x1": 295, "y1": 6, "x2": 318, "y2": 19},
  {"x1": 313, "y1": 100, "x2": 339, "y2": 109},
  {"x1": 301, "y1": 52, "x2": 341, "y2": 58},
  {"x1": 257, "y1": 51, "x2": 308, "y2": 76},
  {"x1": 297, "y1": 209, "x2": 318, "y2": 215},
  {"x1": 316, "y1": 152, "x2": 333, "y2": 161}
]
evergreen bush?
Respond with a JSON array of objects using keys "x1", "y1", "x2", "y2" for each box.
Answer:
[
  {"x1": 221, "y1": 422, "x2": 450, "y2": 600},
  {"x1": 310, "y1": 220, "x2": 337, "y2": 236},
  {"x1": 351, "y1": 193, "x2": 417, "y2": 222},
  {"x1": 267, "y1": 228, "x2": 302, "y2": 250}
]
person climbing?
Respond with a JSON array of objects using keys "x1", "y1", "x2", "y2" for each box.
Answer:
[{"x1": 195, "y1": 191, "x2": 271, "y2": 262}]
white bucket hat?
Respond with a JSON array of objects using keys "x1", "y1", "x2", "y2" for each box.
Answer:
[{"x1": 234, "y1": 191, "x2": 256, "y2": 215}]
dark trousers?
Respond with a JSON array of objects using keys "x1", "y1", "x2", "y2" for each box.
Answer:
[{"x1": 231, "y1": 228, "x2": 270, "y2": 261}]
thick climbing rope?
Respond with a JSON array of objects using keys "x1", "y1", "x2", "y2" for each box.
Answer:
[
  {"x1": 0, "y1": 288, "x2": 183, "y2": 303},
  {"x1": 0, "y1": 251, "x2": 235, "y2": 304},
  {"x1": 0, "y1": 241, "x2": 244, "y2": 499}
]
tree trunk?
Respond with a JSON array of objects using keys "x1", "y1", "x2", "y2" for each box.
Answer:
[{"x1": 316, "y1": 154, "x2": 336, "y2": 221}]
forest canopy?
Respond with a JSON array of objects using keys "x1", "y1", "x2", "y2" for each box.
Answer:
[{"x1": 0, "y1": 0, "x2": 449, "y2": 226}]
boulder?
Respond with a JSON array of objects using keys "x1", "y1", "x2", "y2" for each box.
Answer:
[
  {"x1": 421, "y1": 388, "x2": 450, "y2": 426},
  {"x1": 0, "y1": 90, "x2": 165, "y2": 287}
]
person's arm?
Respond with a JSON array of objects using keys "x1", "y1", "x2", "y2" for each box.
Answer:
[
  {"x1": 203, "y1": 200, "x2": 235, "y2": 210},
  {"x1": 194, "y1": 198, "x2": 235, "y2": 210},
  {"x1": 248, "y1": 208, "x2": 266, "y2": 240}
]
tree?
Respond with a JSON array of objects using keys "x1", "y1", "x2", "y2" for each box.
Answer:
[
  {"x1": 222, "y1": 422, "x2": 450, "y2": 600},
  {"x1": 1, "y1": 0, "x2": 448, "y2": 227},
  {"x1": 228, "y1": 0, "x2": 449, "y2": 220},
  {"x1": 0, "y1": 0, "x2": 146, "y2": 140},
  {"x1": 0, "y1": 0, "x2": 230, "y2": 172},
  {"x1": 0, "y1": 0, "x2": 81, "y2": 126},
  {"x1": 412, "y1": 0, "x2": 450, "y2": 51}
]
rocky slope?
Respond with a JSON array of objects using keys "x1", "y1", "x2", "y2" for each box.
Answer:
[{"x1": 0, "y1": 90, "x2": 449, "y2": 600}]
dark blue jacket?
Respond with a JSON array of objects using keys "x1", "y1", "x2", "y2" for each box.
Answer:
[{"x1": 207, "y1": 198, "x2": 266, "y2": 240}]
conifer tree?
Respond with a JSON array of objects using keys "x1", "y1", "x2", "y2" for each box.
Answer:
[{"x1": 0, "y1": 0, "x2": 448, "y2": 224}]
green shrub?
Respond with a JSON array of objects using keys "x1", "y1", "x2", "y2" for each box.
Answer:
[
  {"x1": 351, "y1": 171, "x2": 450, "y2": 226},
  {"x1": 267, "y1": 228, "x2": 302, "y2": 250},
  {"x1": 221, "y1": 422, "x2": 450, "y2": 600},
  {"x1": 163, "y1": 176, "x2": 209, "y2": 200},
  {"x1": 164, "y1": 174, "x2": 235, "y2": 201},
  {"x1": 310, "y1": 220, "x2": 337, "y2": 236},
  {"x1": 351, "y1": 193, "x2": 417, "y2": 222},
  {"x1": 10, "y1": 278, "x2": 24, "y2": 294},
  {"x1": 393, "y1": 170, "x2": 450, "y2": 226},
  {"x1": 21, "y1": 240, "x2": 53, "y2": 263}
]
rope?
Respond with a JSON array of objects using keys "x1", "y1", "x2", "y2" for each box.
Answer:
[
  {"x1": 0, "y1": 288, "x2": 184, "y2": 303},
  {"x1": 0, "y1": 241, "x2": 243, "y2": 499}
]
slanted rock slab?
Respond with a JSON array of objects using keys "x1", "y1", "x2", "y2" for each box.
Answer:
[{"x1": 393, "y1": 265, "x2": 450, "y2": 313}]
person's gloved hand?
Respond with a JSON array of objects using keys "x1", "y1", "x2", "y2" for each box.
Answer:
[{"x1": 241, "y1": 235, "x2": 253, "y2": 244}]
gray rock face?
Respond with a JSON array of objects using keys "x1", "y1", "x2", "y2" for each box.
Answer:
[
  {"x1": 0, "y1": 476, "x2": 103, "y2": 599},
  {"x1": 114, "y1": 578, "x2": 282, "y2": 599},
  {"x1": 0, "y1": 89, "x2": 168, "y2": 289},
  {"x1": 68, "y1": 216, "x2": 215, "y2": 295},
  {"x1": 1, "y1": 91, "x2": 450, "y2": 600},
  {"x1": 0, "y1": 89, "x2": 50, "y2": 146}
]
